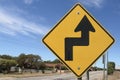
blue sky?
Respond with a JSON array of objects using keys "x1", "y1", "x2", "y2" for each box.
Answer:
[{"x1": 0, "y1": 0, "x2": 120, "y2": 68}]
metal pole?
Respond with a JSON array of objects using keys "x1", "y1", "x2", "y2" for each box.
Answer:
[
  {"x1": 60, "y1": 63, "x2": 61, "y2": 74},
  {"x1": 103, "y1": 54, "x2": 105, "y2": 80},
  {"x1": 78, "y1": 77, "x2": 82, "y2": 80},
  {"x1": 86, "y1": 70, "x2": 89, "y2": 80},
  {"x1": 106, "y1": 52, "x2": 108, "y2": 80}
]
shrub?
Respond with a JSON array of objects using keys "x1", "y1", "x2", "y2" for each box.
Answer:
[
  {"x1": 0, "y1": 59, "x2": 17, "y2": 73},
  {"x1": 108, "y1": 62, "x2": 115, "y2": 75}
]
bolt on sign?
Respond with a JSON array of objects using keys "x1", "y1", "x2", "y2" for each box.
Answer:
[{"x1": 42, "y1": 3, "x2": 115, "y2": 77}]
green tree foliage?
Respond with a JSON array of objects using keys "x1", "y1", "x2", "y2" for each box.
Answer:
[
  {"x1": 44, "y1": 60, "x2": 52, "y2": 63},
  {"x1": 17, "y1": 53, "x2": 42, "y2": 69},
  {"x1": 24, "y1": 54, "x2": 42, "y2": 69},
  {"x1": 39, "y1": 62, "x2": 46, "y2": 70},
  {"x1": 52, "y1": 59, "x2": 61, "y2": 63},
  {"x1": 0, "y1": 53, "x2": 48, "y2": 74},
  {"x1": 0, "y1": 55, "x2": 13, "y2": 60},
  {"x1": 61, "y1": 66, "x2": 68, "y2": 70},
  {"x1": 108, "y1": 62, "x2": 115, "y2": 75},
  {"x1": 17, "y1": 53, "x2": 27, "y2": 67},
  {"x1": 39, "y1": 62, "x2": 46, "y2": 73},
  {"x1": 0, "y1": 59, "x2": 17, "y2": 73}
]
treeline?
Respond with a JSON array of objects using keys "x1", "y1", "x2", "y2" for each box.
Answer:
[
  {"x1": 0, "y1": 54, "x2": 116, "y2": 75},
  {"x1": 0, "y1": 54, "x2": 46, "y2": 74}
]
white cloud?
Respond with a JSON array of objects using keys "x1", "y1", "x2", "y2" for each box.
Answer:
[
  {"x1": 0, "y1": 8, "x2": 49, "y2": 38},
  {"x1": 24, "y1": 0, "x2": 33, "y2": 4},
  {"x1": 77, "y1": 0, "x2": 103, "y2": 8}
]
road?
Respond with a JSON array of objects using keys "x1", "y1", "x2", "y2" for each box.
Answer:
[{"x1": 0, "y1": 71, "x2": 104, "y2": 80}]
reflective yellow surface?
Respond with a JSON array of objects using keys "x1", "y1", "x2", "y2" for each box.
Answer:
[{"x1": 43, "y1": 4, "x2": 114, "y2": 77}]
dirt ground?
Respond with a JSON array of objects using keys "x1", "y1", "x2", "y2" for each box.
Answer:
[
  {"x1": 0, "y1": 71, "x2": 120, "y2": 80},
  {"x1": 108, "y1": 71, "x2": 120, "y2": 80}
]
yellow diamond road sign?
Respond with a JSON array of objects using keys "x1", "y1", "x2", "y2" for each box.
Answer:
[{"x1": 42, "y1": 3, "x2": 114, "y2": 77}]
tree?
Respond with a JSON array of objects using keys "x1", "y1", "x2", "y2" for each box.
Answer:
[
  {"x1": 52, "y1": 59, "x2": 61, "y2": 63},
  {"x1": 0, "y1": 55, "x2": 13, "y2": 60},
  {"x1": 108, "y1": 62, "x2": 115, "y2": 75},
  {"x1": 24, "y1": 54, "x2": 42, "y2": 69},
  {"x1": 0, "y1": 59, "x2": 17, "y2": 74},
  {"x1": 17, "y1": 53, "x2": 26, "y2": 67},
  {"x1": 44, "y1": 60, "x2": 52, "y2": 63},
  {"x1": 17, "y1": 53, "x2": 42, "y2": 73},
  {"x1": 39, "y1": 62, "x2": 46, "y2": 73}
]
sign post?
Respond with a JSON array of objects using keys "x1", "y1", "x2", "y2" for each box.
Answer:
[
  {"x1": 78, "y1": 77, "x2": 82, "y2": 80},
  {"x1": 103, "y1": 54, "x2": 106, "y2": 80},
  {"x1": 106, "y1": 52, "x2": 108, "y2": 80},
  {"x1": 87, "y1": 71, "x2": 89, "y2": 80},
  {"x1": 43, "y1": 3, "x2": 115, "y2": 78}
]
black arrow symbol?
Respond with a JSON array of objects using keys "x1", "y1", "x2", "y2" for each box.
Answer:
[{"x1": 65, "y1": 15, "x2": 95, "y2": 61}]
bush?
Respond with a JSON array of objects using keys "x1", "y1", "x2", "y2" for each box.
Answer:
[
  {"x1": 0, "y1": 59, "x2": 17, "y2": 73},
  {"x1": 108, "y1": 62, "x2": 115, "y2": 75},
  {"x1": 39, "y1": 62, "x2": 46, "y2": 70},
  {"x1": 0, "y1": 67, "x2": 2, "y2": 73},
  {"x1": 61, "y1": 66, "x2": 68, "y2": 70}
]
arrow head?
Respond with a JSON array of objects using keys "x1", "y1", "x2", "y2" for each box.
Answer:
[{"x1": 74, "y1": 15, "x2": 95, "y2": 32}]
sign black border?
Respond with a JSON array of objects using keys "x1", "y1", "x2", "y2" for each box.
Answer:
[{"x1": 42, "y1": 3, "x2": 115, "y2": 77}]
